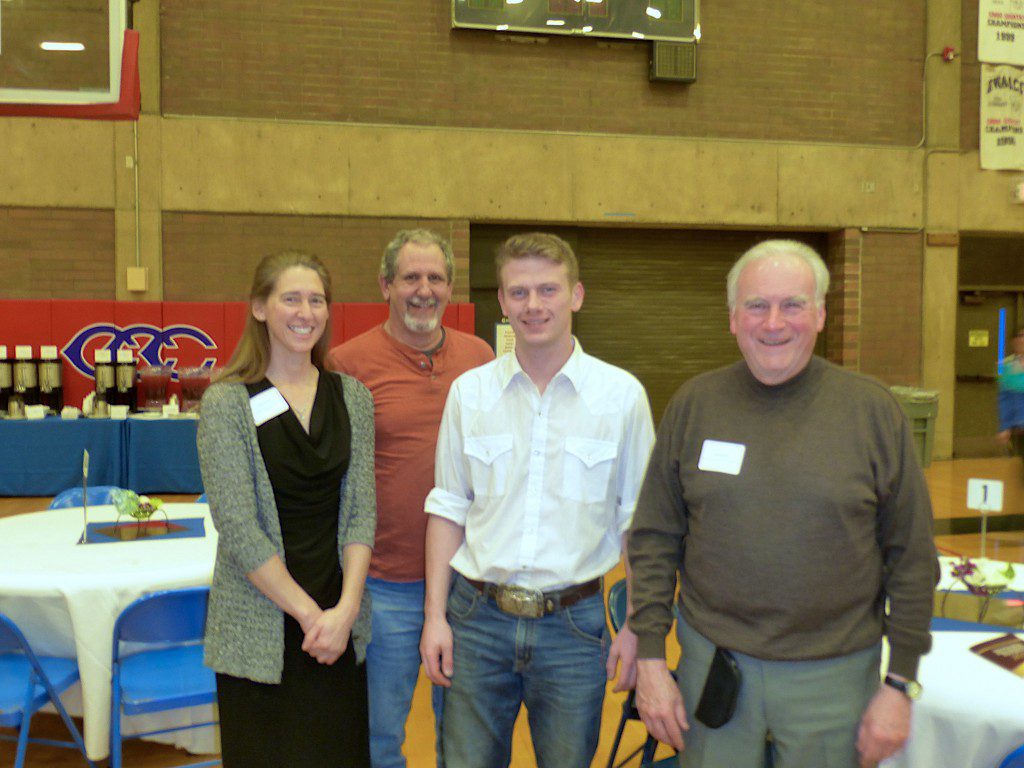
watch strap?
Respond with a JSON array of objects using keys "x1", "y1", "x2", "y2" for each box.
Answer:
[{"x1": 884, "y1": 674, "x2": 922, "y2": 700}]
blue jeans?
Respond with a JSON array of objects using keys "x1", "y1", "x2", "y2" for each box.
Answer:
[
  {"x1": 441, "y1": 574, "x2": 608, "y2": 768},
  {"x1": 365, "y1": 577, "x2": 444, "y2": 768}
]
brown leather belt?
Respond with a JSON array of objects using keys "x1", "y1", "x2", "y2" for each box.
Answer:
[{"x1": 465, "y1": 578, "x2": 602, "y2": 618}]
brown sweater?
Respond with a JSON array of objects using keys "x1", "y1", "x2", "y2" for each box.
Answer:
[{"x1": 628, "y1": 357, "x2": 938, "y2": 679}]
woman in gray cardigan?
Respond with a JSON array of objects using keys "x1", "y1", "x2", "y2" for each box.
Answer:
[{"x1": 197, "y1": 251, "x2": 375, "y2": 767}]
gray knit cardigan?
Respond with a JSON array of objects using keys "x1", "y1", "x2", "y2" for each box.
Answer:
[{"x1": 197, "y1": 373, "x2": 376, "y2": 683}]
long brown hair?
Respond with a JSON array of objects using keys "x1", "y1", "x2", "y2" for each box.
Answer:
[{"x1": 216, "y1": 251, "x2": 333, "y2": 384}]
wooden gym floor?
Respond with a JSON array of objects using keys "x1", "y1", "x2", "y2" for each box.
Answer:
[{"x1": 2, "y1": 456, "x2": 1022, "y2": 767}]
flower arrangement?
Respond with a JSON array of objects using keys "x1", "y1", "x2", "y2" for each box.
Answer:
[
  {"x1": 950, "y1": 557, "x2": 1015, "y2": 596},
  {"x1": 941, "y1": 556, "x2": 1016, "y2": 623},
  {"x1": 111, "y1": 489, "x2": 167, "y2": 524}
]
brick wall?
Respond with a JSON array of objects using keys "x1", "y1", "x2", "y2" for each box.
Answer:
[
  {"x1": 162, "y1": 213, "x2": 471, "y2": 302},
  {"x1": 858, "y1": 231, "x2": 923, "y2": 385},
  {"x1": 0, "y1": 207, "x2": 115, "y2": 299},
  {"x1": 161, "y1": 0, "x2": 925, "y2": 145},
  {"x1": 825, "y1": 229, "x2": 861, "y2": 369},
  {"x1": 824, "y1": 229, "x2": 922, "y2": 385}
]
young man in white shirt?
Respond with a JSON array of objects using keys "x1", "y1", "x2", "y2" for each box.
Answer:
[{"x1": 420, "y1": 232, "x2": 655, "y2": 767}]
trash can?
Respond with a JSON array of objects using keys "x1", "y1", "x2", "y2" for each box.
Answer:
[{"x1": 889, "y1": 386, "x2": 939, "y2": 468}]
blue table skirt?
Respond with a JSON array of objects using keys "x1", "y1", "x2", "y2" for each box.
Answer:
[
  {"x1": 125, "y1": 418, "x2": 202, "y2": 494},
  {"x1": 0, "y1": 418, "x2": 125, "y2": 496},
  {"x1": 0, "y1": 417, "x2": 202, "y2": 496}
]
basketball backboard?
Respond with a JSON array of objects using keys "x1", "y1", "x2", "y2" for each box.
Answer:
[{"x1": 0, "y1": 0, "x2": 136, "y2": 117}]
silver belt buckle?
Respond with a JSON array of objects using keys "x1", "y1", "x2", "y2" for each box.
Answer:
[{"x1": 494, "y1": 585, "x2": 545, "y2": 618}]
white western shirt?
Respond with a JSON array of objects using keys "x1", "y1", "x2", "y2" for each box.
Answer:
[{"x1": 425, "y1": 341, "x2": 655, "y2": 591}]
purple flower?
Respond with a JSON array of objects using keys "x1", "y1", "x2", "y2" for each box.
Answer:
[{"x1": 950, "y1": 558, "x2": 977, "y2": 579}]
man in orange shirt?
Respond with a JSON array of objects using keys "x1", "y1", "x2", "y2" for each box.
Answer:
[{"x1": 327, "y1": 229, "x2": 493, "y2": 768}]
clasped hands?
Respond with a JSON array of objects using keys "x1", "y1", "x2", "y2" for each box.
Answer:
[{"x1": 299, "y1": 603, "x2": 357, "y2": 665}]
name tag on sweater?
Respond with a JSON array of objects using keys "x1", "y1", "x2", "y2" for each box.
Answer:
[
  {"x1": 249, "y1": 387, "x2": 289, "y2": 426},
  {"x1": 698, "y1": 439, "x2": 745, "y2": 475}
]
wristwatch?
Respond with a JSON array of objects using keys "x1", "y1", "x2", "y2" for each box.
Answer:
[{"x1": 884, "y1": 674, "x2": 923, "y2": 700}]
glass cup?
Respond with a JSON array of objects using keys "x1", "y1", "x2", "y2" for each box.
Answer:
[
  {"x1": 179, "y1": 366, "x2": 213, "y2": 413},
  {"x1": 138, "y1": 364, "x2": 172, "y2": 411}
]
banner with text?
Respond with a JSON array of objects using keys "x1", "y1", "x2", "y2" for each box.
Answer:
[
  {"x1": 980, "y1": 0, "x2": 1024, "y2": 65},
  {"x1": 981, "y1": 63, "x2": 1024, "y2": 169}
]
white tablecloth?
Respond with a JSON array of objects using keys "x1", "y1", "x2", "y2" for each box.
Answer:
[
  {"x1": 0, "y1": 503, "x2": 218, "y2": 760},
  {"x1": 881, "y1": 629, "x2": 1024, "y2": 768}
]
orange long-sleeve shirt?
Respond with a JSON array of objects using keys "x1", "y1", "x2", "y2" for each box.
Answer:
[{"x1": 327, "y1": 324, "x2": 493, "y2": 581}]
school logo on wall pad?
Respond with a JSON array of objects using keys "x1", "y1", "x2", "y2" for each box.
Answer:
[{"x1": 62, "y1": 323, "x2": 218, "y2": 380}]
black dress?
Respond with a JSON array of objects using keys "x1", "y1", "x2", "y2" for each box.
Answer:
[{"x1": 216, "y1": 373, "x2": 370, "y2": 768}]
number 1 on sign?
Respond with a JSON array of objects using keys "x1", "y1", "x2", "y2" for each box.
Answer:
[{"x1": 967, "y1": 478, "x2": 1004, "y2": 513}]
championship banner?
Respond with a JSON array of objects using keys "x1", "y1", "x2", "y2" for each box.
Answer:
[
  {"x1": 980, "y1": 0, "x2": 1024, "y2": 65},
  {"x1": 981, "y1": 63, "x2": 1024, "y2": 169},
  {"x1": 0, "y1": 301, "x2": 476, "y2": 409}
]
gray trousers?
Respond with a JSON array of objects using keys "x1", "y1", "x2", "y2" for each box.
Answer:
[{"x1": 675, "y1": 616, "x2": 881, "y2": 768}]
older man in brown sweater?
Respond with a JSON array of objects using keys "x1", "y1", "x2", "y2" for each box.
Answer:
[{"x1": 627, "y1": 239, "x2": 938, "y2": 768}]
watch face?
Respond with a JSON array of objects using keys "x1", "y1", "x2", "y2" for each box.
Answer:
[{"x1": 887, "y1": 675, "x2": 923, "y2": 700}]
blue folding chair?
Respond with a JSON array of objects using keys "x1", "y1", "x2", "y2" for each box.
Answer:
[
  {"x1": 110, "y1": 587, "x2": 219, "y2": 768},
  {"x1": 0, "y1": 612, "x2": 96, "y2": 768},
  {"x1": 1000, "y1": 743, "x2": 1024, "y2": 768},
  {"x1": 49, "y1": 485, "x2": 127, "y2": 509}
]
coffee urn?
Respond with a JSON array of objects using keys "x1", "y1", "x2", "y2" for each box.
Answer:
[
  {"x1": 114, "y1": 349, "x2": 138, "y2": 411},
  {"x1": 13, "y1": 345, "x2": 39, "y2": 408},
  {"x1": 38, "y1": 345, "x2": 64, "y2": 413},
  {"x1": 94, "y1": 349, "x2": 115, "y2": 413}
]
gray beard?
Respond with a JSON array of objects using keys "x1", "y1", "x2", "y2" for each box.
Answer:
[{"x1": 402, "y1": 311, "x2": 440, "y2": 334}]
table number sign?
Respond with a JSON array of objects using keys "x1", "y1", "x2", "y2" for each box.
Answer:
[
  {"x1": 81, "y1": 449, "x2": 90, "y2": 544},
  {"x1": 967, "y1": 478, "x2": 1005, "y2": 558}
]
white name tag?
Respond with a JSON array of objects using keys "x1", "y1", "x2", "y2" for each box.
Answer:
[
  {"x1": 697, "y1": 439, "x2": 746, "y2": 476},
  {"x1": 249, "y1": 387, "x2": 289, "y2": 426}
]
